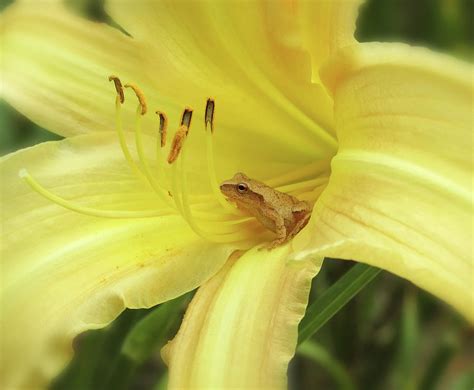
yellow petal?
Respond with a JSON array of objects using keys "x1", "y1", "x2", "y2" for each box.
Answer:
[
  {"x1": 0, "y1": 133, "x2": 233, "y2": 389},
  {"x1": 1, "y1": 1, "x2": 337, "y2": 176},
  {"x1": 106, "y1": 0, "x2": 338, "y2": 155},
  {"x1": 293, "y1": 43, "x2": 473, "y2": 321},
  {"x1": 164, "y1": 246, "x2": 321, "y2": 388},
  {"x1": 0, "y1": 2, "x2": 147, "y2": 136},
  {"x1": 299, "y1": 0, "x2": 365, "y2": 82}
]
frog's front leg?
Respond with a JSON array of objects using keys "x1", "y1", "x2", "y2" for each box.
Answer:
[
  {"x1": 265, "y1": 210, "x2": 287, "y2": 250},
  {"x1": 260, "y1": 208, "x2": 287, "y2": 250}
]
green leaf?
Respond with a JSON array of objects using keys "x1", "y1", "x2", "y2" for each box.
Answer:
[
  {"x1": 121, "y1": 293, "x2": 191, "y2": 364},
  {"x1": 391, "y1": 290, "x2": 419, "y2": 389},
  {"x1": 420, "y1": 331, "x2": 459, "y2": 390},
  {"x1": 101, "y1": 293, "x2": 192, "y2": 390},
  {"x1": 298, "y1": 340, "x2": 355, "y2": 390},
  {"x1": 298, "y1": 263, "x2": 381, "y2": 345}
]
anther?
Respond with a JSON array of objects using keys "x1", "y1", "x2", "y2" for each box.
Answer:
[
  {"x1": 180, "y1": 107, "x2": 193, "y2": 131},
  {"x1": 124, "y1": 83, "x2": 147, "y2": 115},
  {"x1": 168, "y1": 125, "x2": 188, "y2": 164},
  {"x1": 108, "y1": 75, "x2": 124, "y2": 104},
  {"x1": 205, "y1": 98, "x2": 215, "y2": 133},
  {"x1": 156, "y1": 111, "x2": 168, "y2": 147}
]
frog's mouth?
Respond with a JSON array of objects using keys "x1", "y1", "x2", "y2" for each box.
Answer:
[{"x1": 20, "y1": 76, "x2": 329, "y2": 248}]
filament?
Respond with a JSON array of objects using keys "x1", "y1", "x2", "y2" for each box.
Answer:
[
  {"x1": 155, "y1": 111, "x2": 168, "y2": 188},
  {"x1": 177, "y1": 138, "x2": 254, "y2": 242},
  {"x1": 170, "y1": 160, "x2": 184, "y2": 214},
  {"x1": 20, "y1": 169, "x2": 167, "y2": 219},
  {"x1": 178, "y1": 145, "x2": 210, "y2": 239},
  {"x1": 205, "y1": 130, "x2": 238, "y2": 213},
  {"x1": 132, "y1": 105, "x2": 174, "y2": 207},
  {"x1": 113, "y1": 95, "x2": 145, "y2": 179}
]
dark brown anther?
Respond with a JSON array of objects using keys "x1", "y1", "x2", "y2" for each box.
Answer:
[
  {"x1": 180, "y1": 107, "x2": 193, "y2": 131},
  {"x1": 156, "y1": 111, "x2": 168, "y2": 148},
  {"x1": 124, "y1": 83, "x2": 147, "y2": 115},
  {"x1": 167, "y1": 125, "x2": 188, "y2": 164},
  {"x1": 205, "y1": 98, "x2": 215, "y2": 133},
  {"x1": 108, "y1": 75, "x2": 124, "y2": 104}
]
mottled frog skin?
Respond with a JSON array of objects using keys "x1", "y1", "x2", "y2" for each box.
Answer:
[{"x1": 220, "y1": 172, "x2": 311, "y2": 248}]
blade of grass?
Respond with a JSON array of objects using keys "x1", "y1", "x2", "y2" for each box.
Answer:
[
  {"x1": 50, "y1": 309, "x2": 146, "y2": 390},
  {"x1": 101, "y1": 292, "x2": 191, "y2": 390},
  {"x1": 298, "y1": 340, "x2": 356, "y2": 390},
  {"x1": 298, "y1": 263, "x2": 381, "y2": 346},
  {"x1": 419, "y1": 331, "x2": 458, "y2": 390},
  {"x1": 390, "y1": 289, "x2": 419, "y2": 389}
]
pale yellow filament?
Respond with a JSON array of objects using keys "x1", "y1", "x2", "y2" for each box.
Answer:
[
  {"x1": 114, "y1": 95, "x2": 144, "y2": 179},
  {"x1": 132, "y1": 105, "x2": 174, "y2": 208},
  {"x1": 155, "y1": 123, "x2": 167, "y2": 190},
  {"x1": 20, "y1": 169, "x2": 167, "y2": 219},
  {"x1": 177, "y1": 145, "x2": 211, "y2": 239},
  {"x1": 170, "y1": 161, "x2": 184, "y2": 214},
  {"x1": 205, "y1": 130, "x2": 238, "y2": 214}
]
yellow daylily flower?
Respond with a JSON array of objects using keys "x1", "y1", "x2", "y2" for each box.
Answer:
[{"x1": 0, "y1": 1, "x2": 472, "y2": 389}]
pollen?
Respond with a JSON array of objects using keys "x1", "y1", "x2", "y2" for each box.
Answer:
[
  {"x1": 156, "y1": 111, "x2": 168, "y2": 147},
  {"x1": 125, "y1": 83, "x2": 147, "y2": 115},
  {"x1": 205, "y1": 98, "x2": 215, "y2": 133},
  {"x1": 180, "y1": 107, "x2": 193, "y2": 131},
  {"x1": 167, "y1": 124, "x2": 189, "y2": 164},
  {"x1": 108, "y1": 75, "x2": 124, "y2": 104}
]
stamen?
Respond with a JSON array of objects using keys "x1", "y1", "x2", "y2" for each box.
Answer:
[
  {"x1": 156, "y1": 111, "x2": 168, "y2": 147},
  {"x1": 19, "y1": 169, "x2": 167, "y2": 219},
  {"x1": 205, "y1": 98, "x2": 215, "y2": 133},
  {"x1": 180, "y1": 107, "x2": 193, "y2": 130},
  {"x1": 155, "y1": 111, "x2": 168, "y2": 191},
  {"x1": 130, "y1": 98, "x2": 174, "y2": 207},
  {"x1": 108, "y1": 75, "x2": 124, "y2": 104},
  {"x1": 204, "y1": 99, "x2": 238, "y2": 213},
  {"x1": 177, "y1": 140, "x2": 253, "y2": 243},
  {"x1": 110, "y1": 76, "x2": 144, "y2": 179},
  {"x1": 170, "y1": 160, "x2": 184, "y2": 214},
  {"x1": 177, "y1": 144, "x2": 210, "y2": 239},
  {"x1": 168, "y1": 125, "x2": 188, "y2": 164},
  {"x1": 125, "y1": 83, "x2": 147, "y2": 115}
]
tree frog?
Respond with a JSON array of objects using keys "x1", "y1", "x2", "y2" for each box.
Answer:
[{"x1": 220, "y1": 172, "x2": 312, "y2": 248}]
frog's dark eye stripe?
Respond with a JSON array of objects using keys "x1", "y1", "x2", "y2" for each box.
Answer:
[{"x1": 237, "y1": 183, "x2": 248, "y2": 193}]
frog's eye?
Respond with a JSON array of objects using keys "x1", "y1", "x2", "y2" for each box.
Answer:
[{"x1": 237, "y1": 183, "x2": 248, "y2": 193}]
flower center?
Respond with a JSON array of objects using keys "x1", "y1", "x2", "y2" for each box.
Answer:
[{"x1": 20, "y1": 76, "x2": 331, "y2": 246}]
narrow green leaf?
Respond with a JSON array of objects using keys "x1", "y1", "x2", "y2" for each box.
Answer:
[
  {"x1": 392, "y1": 290, "x2": 419, "y2": 389},
  {"x1": 101, "y1": 293, "x2": 192, "y2": 390},
  {"x1": 420, "y1": 331, "x2": 459, "y2": 390},
  {"x1": 121, "y1": 293, "x2": 191, "y2": 364},
  {"x1": 298, "y1": 340, "x2": 356, "y2": 390},
  {"x1": 298, "y1": 263, "x2": 381, "y2": 345},
  {"x1": 50, "y1": 309, "x2": 146, "y2": 390}
]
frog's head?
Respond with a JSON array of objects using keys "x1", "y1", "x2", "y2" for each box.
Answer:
[{"x1": 220, "y1": 172, "x2": 263, "y2": 208}]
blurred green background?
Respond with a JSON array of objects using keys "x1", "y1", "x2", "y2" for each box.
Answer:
[{"x1": 1, "y1": 0, "x2": 472, "y2": 389}]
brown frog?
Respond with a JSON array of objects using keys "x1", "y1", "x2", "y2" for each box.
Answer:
[{"x1": 220, "y1": 172, "x2": 311, "y2": 249}]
